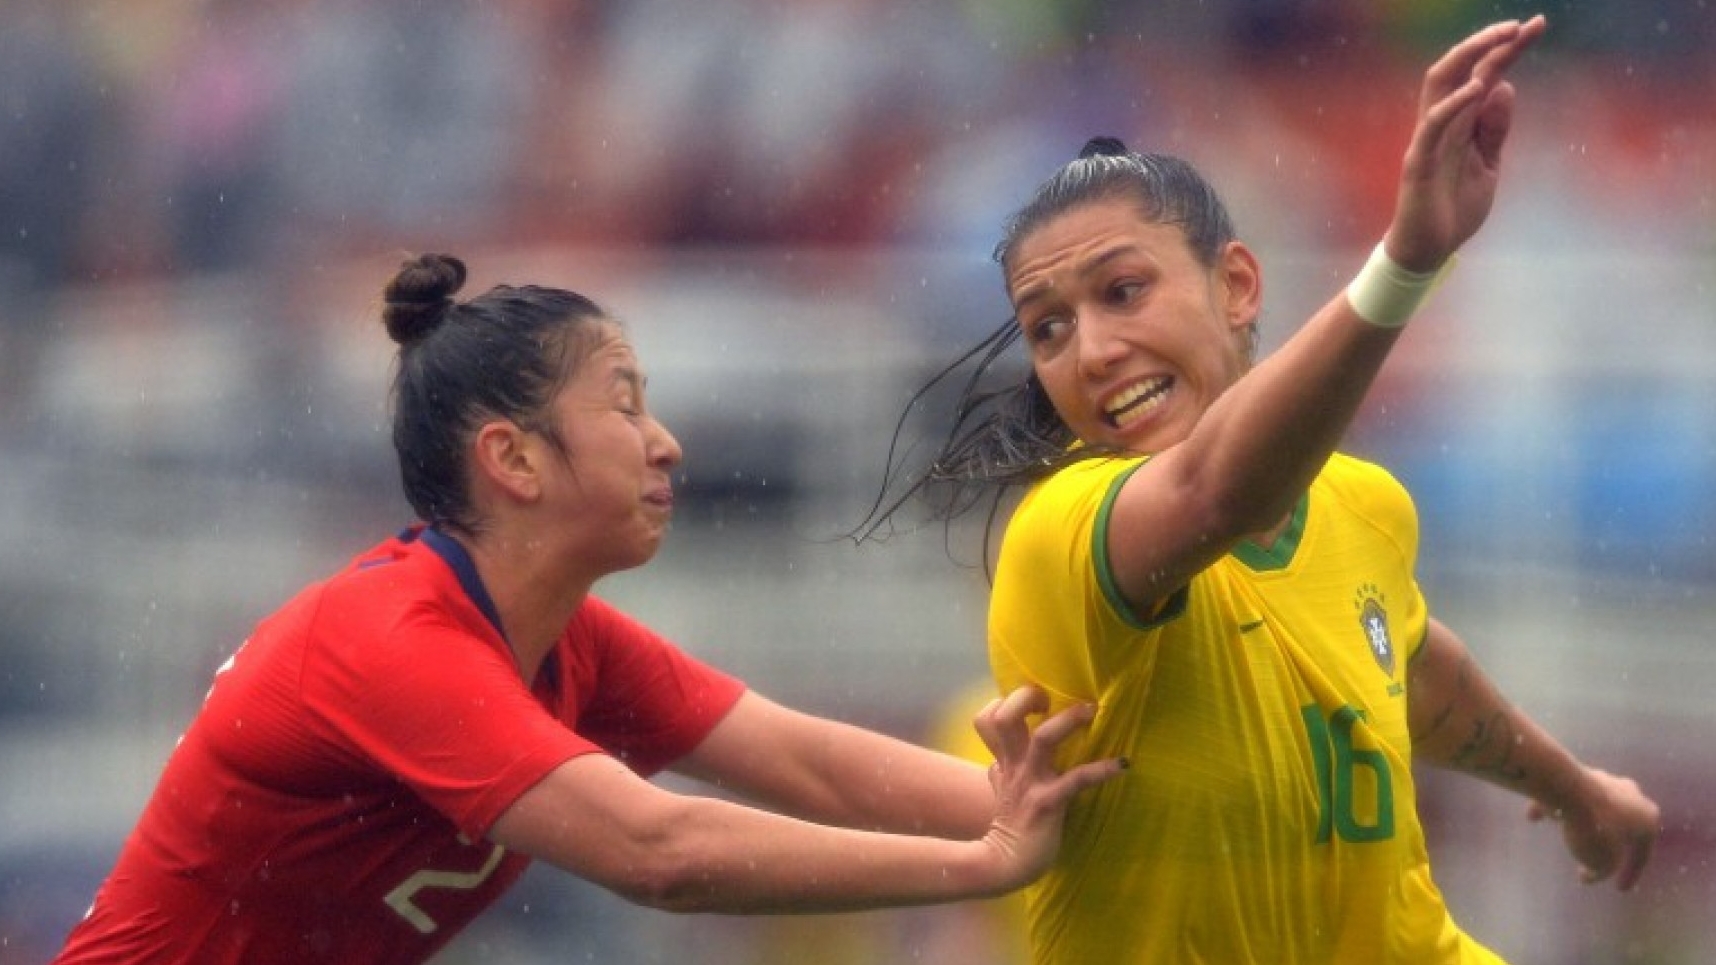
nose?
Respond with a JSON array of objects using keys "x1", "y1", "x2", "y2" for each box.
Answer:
[
  {"x1": 647, "y1": 416, "x2": 683, "y2": 470},
  {"x1": 1075, "y1": 309, "x2": 1129, "y2": 380}
]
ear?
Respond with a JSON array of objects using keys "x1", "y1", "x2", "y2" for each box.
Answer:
[
  {"x1": 1216, "y1": 240, "x2": 1263, "y2": 334},
  {"x1": 470, "y1": 419, "x2": 542, "y2": 505}
]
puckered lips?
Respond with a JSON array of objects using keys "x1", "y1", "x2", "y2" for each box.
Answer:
[
  {"x1": 642, "y1": 483, "x2": 675, "y2": 514},
  {"x1": 1102, "y1": 375, "x2": 1173, "y2": 429}
]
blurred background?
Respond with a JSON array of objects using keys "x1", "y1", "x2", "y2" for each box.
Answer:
[{"x1": 1, "y1": 0, "x2": 1712, "y2": 962}]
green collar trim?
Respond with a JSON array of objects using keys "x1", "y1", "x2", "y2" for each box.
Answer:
[{"x1": 1231, "y1": 494, "x2": 1308, "y2": 571}]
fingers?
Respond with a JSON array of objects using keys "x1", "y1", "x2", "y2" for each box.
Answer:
[
  {"x1": 1019, "y1": 701, "x2": 1123, "y2": 804},
  {"x1": 995, "y1": 684, "x2": 1050, "y2": 719},
  {"x1": 1029, "y1": 700, "x2": 1097, "y2": 749},
  {"x1": 1610, "y1": 829, "x2": 1655, "y2": 892},
  {"x1": 1412, "y1": 76, "x2": 1490, "y2": 157},
  {"x1": 977, "y1": 687, "x2": 1098, "y2": 769},
  {"x1": 1467, "y1": 15, "x2": 1546, "y2": 90},
  {"x1": 973, "y1": 685, "x2": 1050, "y2": 767},
  {"x1": 1585, "y1": 769, "x2": 1660, "y2": 892},
  {"x1": 1422, "y1": 16, "x2": 1544, "y2": 105},
  {"x1": 1588, "y1": 807, "x2": 1659, "y2": 893},
  {"x1": 1055, "y1": 754, "x2": 1129, "y2": 799},
  {"x1": 1021, "y1": 701, "x2": 1122, "y2": 805},
  {"x1": 1421, "y1": 19, "x2": 1524, "y2": 105},
  {"x1": 1414, "y1": 15, "x2": 1542, "y2": 154},
  {"x1": 1415, "y1": 16, "x2": 1541, "y2": 154},
  {"x1": 975, "y1": 687, "x2": 1117, "y2": 796},
  {"x1": 1538, "y1": 767, "x2": 1661, "y2": 893},
  {"x1": 1469, "y1": 81, "x2": 1518, "y2": 169}
]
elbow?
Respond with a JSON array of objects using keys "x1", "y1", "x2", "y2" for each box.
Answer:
[
  {"x1": 494, "y1": 759, "x2": 757, "y2": 914},
  {"x1": 605, "y1": 853, "x2": 723, "y2": 913},
  {"x1": 590, "y1": 811, "x2": 734, "y2": 913}
]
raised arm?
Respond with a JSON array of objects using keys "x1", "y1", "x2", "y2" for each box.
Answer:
[
  {"x1": 1408, "y1": 617, "x2": 1660, "y2": 891},
  {"x1": 1106, "y1": 17, "x2": 1546, "y2": 608},
  {"x1": 489, "y1": 687, "x2": 1121, "y2": 913}
]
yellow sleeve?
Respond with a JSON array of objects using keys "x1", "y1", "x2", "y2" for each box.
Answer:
[{"x1": 989, "y1": 456, "x2": 1171, "y2": 705}]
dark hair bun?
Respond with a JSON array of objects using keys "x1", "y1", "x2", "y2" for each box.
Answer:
[
  {"x1": 382, "y1": 253, "x2": 469, "y2": 345},
  {"x1": 1078, "y1": 136, "x2": 1129, "y2": 159}
]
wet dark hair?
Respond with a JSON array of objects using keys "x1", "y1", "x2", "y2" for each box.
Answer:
[
  {"x1": 382, "y1": 253, "x2": 609, "y2": 533},
  {"x1": 850, "y1": 138, "x2": 1242, "y2": 554},
  {"x1": 993, "y1": 136, "x2": 1236, "y2": 275}
]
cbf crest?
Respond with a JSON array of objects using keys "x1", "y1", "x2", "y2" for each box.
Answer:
[{"x1": 1353, "y1": 583, "x2": 1395, "y2": 676}]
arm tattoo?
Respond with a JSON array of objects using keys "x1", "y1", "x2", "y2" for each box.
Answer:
[
  {"x1": 1451, "y1": 712, "x2": 1528, "y2": 785},
  {"x1": 1415, "y1": 652, "x2": 1528, "y2": 785}
]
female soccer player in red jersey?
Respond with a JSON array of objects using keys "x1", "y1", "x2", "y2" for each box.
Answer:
[{"x1": 50, "y1": 254, "x2": 1123, "y2": 965}]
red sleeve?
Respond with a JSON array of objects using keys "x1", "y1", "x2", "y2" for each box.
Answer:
[
  {"x1": 568, "y1": 597, "x2": 746, "y2": 776},
  {"x1": 301, "y1": 605, "x2": 598, "y2": 841}
]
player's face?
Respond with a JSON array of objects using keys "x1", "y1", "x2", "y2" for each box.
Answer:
[
  {"x1": 1006, "y1": 199, "x2": 1258, "y2": 454},
  {"x1": 540, "y1": 324, "x2": 682, "y2": 573}
]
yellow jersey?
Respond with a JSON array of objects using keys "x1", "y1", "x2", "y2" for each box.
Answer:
[{"x1": 989, "y1": 453, "x2": 1504, "y2": 965}]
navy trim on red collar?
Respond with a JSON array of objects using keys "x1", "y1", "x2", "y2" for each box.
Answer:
[{"x1": 416, "y1": 525, "x2": 508, "y2": 642}]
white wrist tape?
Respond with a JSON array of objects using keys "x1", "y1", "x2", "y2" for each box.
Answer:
[{"x1": 1345, "y1": 243, "x2": 1454, "y2": 329}]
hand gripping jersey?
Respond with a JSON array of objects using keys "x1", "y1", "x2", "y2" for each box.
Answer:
[
  {"x1": 989, "y1": 454, "x2": 1504, "y2": 965},
  {"x1": 54, "y1": 526, "x2": 744, "y2": 965}
]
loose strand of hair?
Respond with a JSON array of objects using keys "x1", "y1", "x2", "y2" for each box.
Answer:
[{"x1": 843, "y1": 314, "x2": 1023, "y2": 543}]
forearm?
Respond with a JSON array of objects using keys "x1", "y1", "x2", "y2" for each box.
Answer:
[
  {"x1": 676, "y1": 692, "x2": 995, "y2": 840},
  {"x1": 784, "y1": 723, "x2": 993, "y2": 838},
  {"x1": 1408, "y1": 618, "x2": 1589, "y2": 810},
  {"x1": 615, "y1": 793, "x2": 1011, "y2": 914},
  {"x1": 493, "y1": 753, "x2": 1028, "y2": 915}
]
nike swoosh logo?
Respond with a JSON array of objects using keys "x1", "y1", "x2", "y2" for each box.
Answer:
[{"x1": 1238, "y1": 619, "x2": 1266, "y2": 634}]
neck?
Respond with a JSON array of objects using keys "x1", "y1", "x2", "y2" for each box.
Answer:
[{"x1": 459, "y1": 531, "x2": 594, "y2": 684}]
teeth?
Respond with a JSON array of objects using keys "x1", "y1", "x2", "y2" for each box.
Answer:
[{"x1": 1106, "y1": 378, "x2": 1170, "y2": 427}]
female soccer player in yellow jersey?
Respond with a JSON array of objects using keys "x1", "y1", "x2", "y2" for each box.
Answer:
[{"x1": 861, "y1": 15, "x2": 1659, "y2": 964}]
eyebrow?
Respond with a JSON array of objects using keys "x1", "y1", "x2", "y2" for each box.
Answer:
[
  {"x1": 612, "y1": 365, "x2": 647, "y2": 394},
  {"x1": 1012, "y1": 243, "x2": 1143, "y2": 310}
]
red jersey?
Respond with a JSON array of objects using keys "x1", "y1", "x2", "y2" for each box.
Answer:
[{"x1": 53, "y1": 526, "x2": 745, "y2": 964}]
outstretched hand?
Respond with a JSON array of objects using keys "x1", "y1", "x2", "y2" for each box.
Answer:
[
  {"x1": 1386, "y1": 15, "x2": 1547, "y2": 270},
  {"x1": 1528, "y1": 766, "x2": 1660, "y2": 892},
  {"x1": 972, "y1": 686, "x2": 1123, "y2": 890}
]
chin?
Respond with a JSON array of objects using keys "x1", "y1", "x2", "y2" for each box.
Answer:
[
  {"x1": 634, "y1": 539, "x2": 665, "y2": 567},
  {"x1": 611, "y1": 540, "x2": 663, "y2": 575}
]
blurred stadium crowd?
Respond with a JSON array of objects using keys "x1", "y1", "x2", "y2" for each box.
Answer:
[
  {"x1": 1, "y1": 1, "x2": 1714, "y2": 963},
  {"x1": 2, "y1": 0, "x2": 1712, "y2": 290}
]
